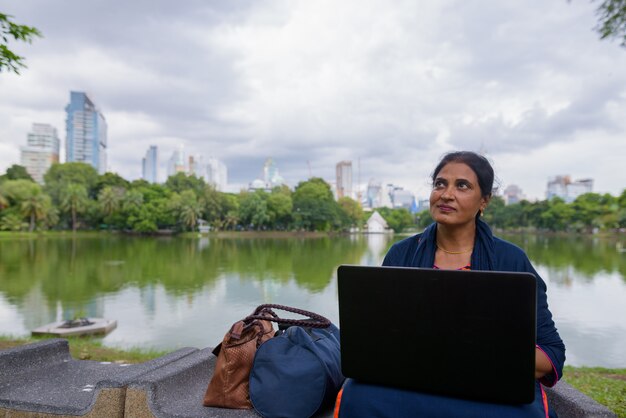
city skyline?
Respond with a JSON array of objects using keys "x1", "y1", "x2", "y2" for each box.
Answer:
[
  {"x1": 6, "y1": 116, "x2": 606, "y2": 202},
  {"x1": 1, "y1": 1, "x2": 625, "y2": 200}
]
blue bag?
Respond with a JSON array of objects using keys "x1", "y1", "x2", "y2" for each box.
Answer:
[{"x1": 248, "y1": 306, "x2": 344, "y2": 418}]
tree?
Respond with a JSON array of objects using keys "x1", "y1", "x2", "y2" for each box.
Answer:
[
  {"x1": 1, "y1": 179, "x2": 39, "y2": 205},
  {"x1": 0, "y1": 185, "x2": 8, "y2": 210},
  {"x1": 0, "y1": 164, "x2": 34, "y2": 182},
  {"x1": 239, "y1": 190, "x2": 270, "y2": 230},
  {"x1": 482, "y1": 196, "x2": 506, "y2": 229},
  {"x1": 0, "y1": 213, "x2": 27, "y2": 231},
  {"x1": 377, "y1": 207, "x2": 415, "y2": 233},
  {"x1": 165, "y1": 172, "x2": 206, "y2": 195},
  {"x1": 595, "y1": 0, "x2": 626, "y2": 46},
  {"x1": 122, "y1": 189, "x2": 144, "y2": 212},
  {"x1": 176, "y1": 190, "x2": 202, "y2": 231},
  {"x1": 44, "y1": 163, "x2": 99, "y2": 204},
  {"x1": 267, "y1": 188, "x2": 293, "y2": 229},
  {"x1": 292, "y1": 178, "x2": 343, "y2": 231},
  {"x1": 95, "y1": 172, "x2": 129, "y2": 194},
  {"x1": 0, "y1": 13, "x2": 42, "y2": 74},
  {"x1": 98, "y1": 186, "x2": 124, "y2": 217},
  {"x1": 60, "y1": 184, "x2": 88, "y2": 231},
  {"x1": 337, "y1": 196, "x2": 364, "y2": 228},
  {"x1": 20, "y1": 187, "x2": 51, "y2": 232}
]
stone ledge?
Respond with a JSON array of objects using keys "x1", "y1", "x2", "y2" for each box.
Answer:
[
  {"x1": 545, "y1": 380, "x2": 617, "y2": 418},
  {"x1": 0, "y1": 338, "x2": 197, "y2": 417},
  {"x1": 0, "y1": 339, "x2": 617, "y2": 418}
]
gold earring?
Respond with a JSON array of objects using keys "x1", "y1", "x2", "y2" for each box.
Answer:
[{"x1": 480, "y1": 209, "x2": 484, "y2": 217}]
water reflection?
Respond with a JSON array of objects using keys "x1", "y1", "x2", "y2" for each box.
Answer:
[{"x1": 0, "y1": 233, "x2": 625, "y2": 367}]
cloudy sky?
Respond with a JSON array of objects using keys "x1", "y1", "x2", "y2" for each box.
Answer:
[{"x1": 1, "y1": 0, "x2": 625, "y2": 200}]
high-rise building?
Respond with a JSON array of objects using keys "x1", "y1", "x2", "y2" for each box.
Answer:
[
  {"x1": 336, "y1": 160, "x2": 352, "y2": 199},
  {"x1": 263, "y1": 157, "x2": 285, "y2": 188},
  {"x1": 167, "y1": 146, "x2": 186, "y2": 178},
  {"x1": 142, "y1": 145, "x2": 158, "y2": 183},
  {"x1": 503, "y1": 184, "x2": 524, "y2": 205},
  {"x1": 546, "y1": 175, "x2": 593, "y2": 203},
  {"x1": 390, "y1": 186, "x2": 415, "y2": 211},
  {"x1": 65, "y1": 91, "x2": 107, "y2": 173},
  {"x1": 20, "y1": 123, "x2": 60, "y2": 184},
  {"x1": 206, "y1": 157, "x2": 227, "y2": 191},
  {"x1": 365, "y1": 179, "x2": 392, "y2": 209}
]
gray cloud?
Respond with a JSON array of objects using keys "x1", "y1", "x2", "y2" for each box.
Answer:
[{"x1": 2, "y1": 0, "x2": 626, "y2": 199}]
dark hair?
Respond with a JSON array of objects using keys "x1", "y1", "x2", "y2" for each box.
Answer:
[{"x1": 431, "y1": 151, "x2": 494, "y2": 199}]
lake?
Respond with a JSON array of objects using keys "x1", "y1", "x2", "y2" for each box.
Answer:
[{"x1": 0, "y1": 232, "x2": 624, "y2": 368}]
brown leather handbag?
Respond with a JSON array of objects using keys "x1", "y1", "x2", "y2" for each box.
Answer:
[
  {"x1": 203, "y1": 306, "x2": 275, "y2": 409},
  {"x1": 203, "y1": 304, "x2": 332, "y2": 409}
]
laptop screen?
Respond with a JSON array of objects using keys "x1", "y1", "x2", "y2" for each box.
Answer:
[{"x1": 337, "y1": 265, "x2": 537, "y2": 404}]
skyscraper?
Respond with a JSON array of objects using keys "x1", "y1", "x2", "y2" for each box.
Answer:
[
  {"x1": 65, "y1": 91, "x2": 108, "y2": 173},
  {"x1": 336, "y1": 160, "x2": 352, "y2": 199},
  {"x1": 20, "y1": 123, "x2": 60, "y2": 184},
  {"x1": 167, "y1": 146, "x2": 186, "y2": 177},
  {"x1": 206, "y1": 157, "x2": 228, "y2": 191},
  {"x1": 142, "y1": 145, "x2": 158, "y2": 183},
  {"x1": 546, "y1": 175, "x2": 593, "y2": 202}
]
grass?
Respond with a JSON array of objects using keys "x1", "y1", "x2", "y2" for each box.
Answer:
[
  {"x1": 1, "y1": 336, "x2": 625, "y2": 416},
  {"x1": 563, "y1": 365, "x2": 626, "y2": 417},
  {"x1": 0, "y1": 335, "x2": 167, "y2": 363}
]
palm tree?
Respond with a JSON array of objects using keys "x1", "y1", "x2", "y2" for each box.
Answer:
[
  {"x1": 60, "y1": 183, "x2": 88, "y2": 232},
  {"x1": 122, "y1": 189, "x2": 144, "y2": 212},
  {"x1": 0, "y1": 186, "x2": 8, "y2": 210},
  {"x1": 178, "y1": 190, "x2": 202, "y2": 231},
  {"x1": 0, "y1": 213, "x2": 27, "y2": 231},
  {"x1": 20, "y1": 189, "x2": 50, "y2": 232},
  {"x1": 98, "y1": 186, "x2": 124, "y2": 217}
]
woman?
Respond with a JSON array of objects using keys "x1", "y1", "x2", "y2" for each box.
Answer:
[{"x1": 336, "y1": 151, "x2": 565, "y2": 418}]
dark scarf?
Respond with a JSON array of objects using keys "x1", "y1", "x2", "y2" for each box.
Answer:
[{"x1": 410, "y1": 218, "x2": 496, "y2": 270}]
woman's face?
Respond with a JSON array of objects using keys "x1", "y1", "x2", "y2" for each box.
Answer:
[{"x1": 429, "y1": 162, "x2": 489, "y2": 227}]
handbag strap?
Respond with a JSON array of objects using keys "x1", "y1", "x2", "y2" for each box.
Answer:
[{"x1": 245, "y1": 304, "x2": 331, "y2": 329}]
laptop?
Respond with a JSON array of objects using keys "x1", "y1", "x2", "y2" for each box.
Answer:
[{"x1": 337, "y1": 265, "x2": 537, "y2": 404}]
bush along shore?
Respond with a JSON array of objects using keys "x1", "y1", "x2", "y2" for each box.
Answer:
[{"x1": 0, "y1": 336, "x2": 624, "y2": 416}]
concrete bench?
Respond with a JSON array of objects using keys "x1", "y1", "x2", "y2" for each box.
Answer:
[
  {"x1": 545, "y1": 381, "x2": 617, "y2": 418},
  {"x1": 0, "y1": 339, "x2": 616, "y2": 418},
  {"x1": 124, "y1": 346, "x2": 333, "y2": 418},
  {"x1": 0, "y1": 338, "x2": 196, "y2": 417}
]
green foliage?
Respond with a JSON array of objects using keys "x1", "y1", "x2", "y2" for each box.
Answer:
[
  {"x1": 1, "y1": 179, "x2": 40, "y2": 204},
  {"x1": 338, "y1": 196, "x2": 364, "y2": 227},
  {"x1": 171, "y1": 190, "x2": 202, "y2": 231},
  {"x1": 0, "y1": 164, "x2": 33, "y2": 182},
  {"x1": 239, "y1": 190, "x2": 270, "y2": 230},
  {"x1": 267, "y1": 188, "x2": 293, "y2": 229},
  {"x1": 20, "y1": 187, "x2": 51, "y2": 232},
  {"x1": 0, "y1": 187, "x2": 7, "y2": 210},
  {"x1": 98, "y1": 186, "x2": 124, "y2": 216},
  {"x1": 165, "y1": 172, "x2": 205, "y2": 195},
  {"x1": 60, "y1": 183, "x2": 88, "y2": 231},
  {"x1": 595, "y1": 0, "x2": 626, "y2": 47},
  {"x1": 482, "y1": 196, "x2": 506, "y2": 228},
  {"x1": 377, "y1": 207, "x2": 415, "y2": 232},
  {"x1": 416, "y1": 209, "x2": 433, "y2": 229},
  {"x1": 0, "y1": 13, "x2": 42, "y2": 74},
  {"x1": 292, "y1": 178, "x2": 346, "y2": 231},
  {"x1": 44, "y1": 163, "x2": 99, "y2": 205},
  {"x1": 95, "y1": 172, "x2": 129, "y2": 194},
  {"x1": 1, "y1": 162, "x2": 624, "y2": 234},
  {"x1": 0, "y1": 212, "x2": 27, "y2": 231}
]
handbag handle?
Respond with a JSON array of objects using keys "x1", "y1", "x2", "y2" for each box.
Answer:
[{"x1": 245, "y1": 304, "x2": 331, "y2": 329}]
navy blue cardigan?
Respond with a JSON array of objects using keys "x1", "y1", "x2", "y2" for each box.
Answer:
[{"x1": 338, "y1": 220, "x2": 565, "y2": 418}]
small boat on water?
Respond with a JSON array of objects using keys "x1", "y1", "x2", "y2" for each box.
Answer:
[{"x1": 31, "y1": 317, "x2": 117, "y2": 337}]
